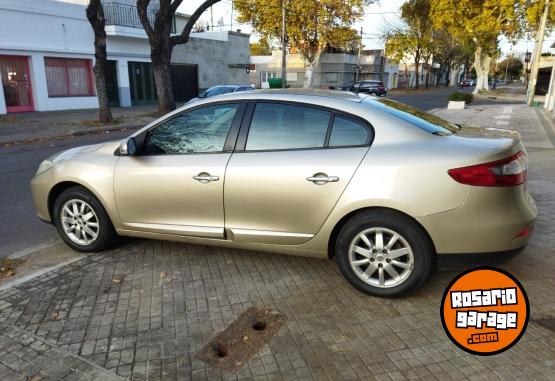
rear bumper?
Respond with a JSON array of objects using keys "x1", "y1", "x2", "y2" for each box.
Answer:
[
  {"x1": 417, "y1": 185, "x2": 537, "y2": 254},
  {"x1": 436, "y1": 246, "x2": 526, "y2": 271}
]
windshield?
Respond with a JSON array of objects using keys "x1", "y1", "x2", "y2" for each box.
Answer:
[
  {"x1": 199, "y1": 86, "x2": 236, "y2": 98},
  {"x1": 367, "y1": 98, "x2": 460, "y2": 135}
]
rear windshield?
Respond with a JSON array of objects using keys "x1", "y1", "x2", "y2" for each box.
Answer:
[{"x1": 366, "y1": 98, "x2": 459, "y2": 135}]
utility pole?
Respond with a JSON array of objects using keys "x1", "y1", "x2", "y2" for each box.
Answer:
[
  {"x1": 210, "y1": 6, "x2": 214, "y2": 31},
  {"x1": 355, "y1": 27, "x2": 363, "y2": 83},
  {"x1": 527, "y1": 0, "x2": 551, "y2": 106},
  {"x1": 230, "y1": 0, "x2": 233, "y2": 31},
  {"x1": 281, "y1": 0, "x2": 287, "y2": 88}
]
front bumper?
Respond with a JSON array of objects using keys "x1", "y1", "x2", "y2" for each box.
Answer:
[
  {"x1": 30, "y1": 170, "x2": 53, "y2": 223},
  {"x1": 417, "y1": 185, "x2": 537, "y2": 255}
]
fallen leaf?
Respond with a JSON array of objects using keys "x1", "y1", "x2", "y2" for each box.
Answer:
[
  {"x1": 112, "y1": 276, "x2": 123, "y2": 284},
  {"x1": 52, "y1": 312, "x2": 59, "y2": 321},
  {"x1": 160, "y1": 272, "x2": 167, "y2": 278},
  {"x1": 28, "y1": 375, "x2": 42, "y2": 381}
]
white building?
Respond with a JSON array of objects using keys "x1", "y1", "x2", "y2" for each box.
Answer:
[{"x1": 0, "y1": 0, "x2": 250, "y2": 114}]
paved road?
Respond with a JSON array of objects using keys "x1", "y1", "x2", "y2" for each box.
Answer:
[{"x1": 0, "y1": 87, "x2": 520, "y2": 257}]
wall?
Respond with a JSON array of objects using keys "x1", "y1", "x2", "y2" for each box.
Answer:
[{"x1": 172, "y1": 31, "x2": 250, "y2": 90}]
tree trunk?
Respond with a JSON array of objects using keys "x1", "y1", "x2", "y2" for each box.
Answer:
[
  {"x1": 302, "y1": 50, "x2": 323, "y2": 88},
  {"x1": 473, "y1": 45, "x2": 491, "y2": 94},
  {"x1": 414, "y1": 53, "x2": 420, "y2": 89},
  {"x1": 86, "y1": 0, "x2": 112, "y2": 123},
  {"x1": 151, "y1": 47, "x2": 176, "y2": 114}
]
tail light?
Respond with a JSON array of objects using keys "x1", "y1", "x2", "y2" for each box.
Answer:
[{"x1": 448, "y1": 151, "x2": 528, "y2": 187}]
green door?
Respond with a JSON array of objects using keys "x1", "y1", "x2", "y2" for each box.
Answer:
[
  {"x1": 106, "y1": 60, "x2": 119, "y2": 107},
  {"x1": 128, "y1": 61, "x2": 157, "y2": 105}
]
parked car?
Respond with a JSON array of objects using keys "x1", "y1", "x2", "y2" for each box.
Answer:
[
  {"x1": 468, "y1": 79, "x2": 476, "y2": 86},
  {"x1": 348, "y1": 80, "x2": 387, "y2": 96},
  {"x1": 197, "y1": 85, "x2": 254, "y2": 99},
  {"x1": 31, "y1": 90, "x2": 536, "y2": 296}
]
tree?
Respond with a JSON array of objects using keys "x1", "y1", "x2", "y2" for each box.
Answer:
[
  {"x1": 430, "y1": 0, "x2": 523, "y2": 93},
  {"x1": 250, "y1": 38, "x2": 273, "y2": 56},
  {"x1": 432, "y1": 32, "x2": 473, "y2": 86},
  {"x1": 137, "y1": 0, "x2": 221, "y2": 114},
  {"x1": 384, "y1": 0, "x2": 434, "y2": 89},
  {"x1": 496, "y1": 56, "x2": 524, "y2": 81},
  {"x1": 86, "y1": 0, "x2": 112, "y2": 123},
  {"x1": 235, "y1": 0, "x2": 366, "y2": 88}
]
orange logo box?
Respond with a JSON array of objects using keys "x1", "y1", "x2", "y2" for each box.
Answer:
[{"x1": 440, "y1": 267, "x2": 529, "y2": 355}]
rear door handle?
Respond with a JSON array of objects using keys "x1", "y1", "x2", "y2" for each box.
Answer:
[
  {"x1": 193, "y1": 173, "x2": 219, "y2": 182},
  {"x1": 306, "y1": 174, "x2": 339, "y2": 184}
]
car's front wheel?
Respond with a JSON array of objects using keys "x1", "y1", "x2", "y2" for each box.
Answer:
[
  {"x1": 53, "y1": 186, "x2": 117, "y2": 252},
  {"x1": 335, "y1": 209, "x2": 433, "y2": 296}
]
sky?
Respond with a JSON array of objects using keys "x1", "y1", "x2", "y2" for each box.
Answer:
[{"x1": 177, "y1": 0, "x2": 555, "y2": 59}]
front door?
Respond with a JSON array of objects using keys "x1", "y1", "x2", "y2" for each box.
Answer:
[
  {"x1": 114, "y1": 102, "x2": 244, "y2": 238},
  {"x1": 105, "y1": 60, "x2": 119, "y2": 107},
  {"x1": 0, "y1": 55, "x2": 34, "y2": 112},
  {"x1": 224, "y1": 102, "x2": 372, "y2": 245},
  {"x1": 171, "y1": 64, "x2": 198, "y2": 102},
  {"x1": 128, "y1": 61, "x2": 157, "y2": 105}
]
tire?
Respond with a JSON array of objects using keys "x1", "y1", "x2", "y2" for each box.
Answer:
[
  {"x1": 335, "y1": 209, "x2": 433, "y2": 297},
  {"x1": 52, "y1": 186, "x2": 118, "y2": 253},
  {"x1": 369, "y1": 91, "x2": 377, "y2": 96}
]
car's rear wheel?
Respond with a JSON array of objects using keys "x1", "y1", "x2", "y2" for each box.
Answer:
[
  {"x1": 335, "y1": 209, "x2": 433, "y2": 296},
  {"x1": 53, "y1": 186, "x2": 117, "y2": 252}
]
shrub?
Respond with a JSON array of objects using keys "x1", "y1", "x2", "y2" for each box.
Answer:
[{"x1": 448, "y1": 92, "x2": 473, "y2": 104}]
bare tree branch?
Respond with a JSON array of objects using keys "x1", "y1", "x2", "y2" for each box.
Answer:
[
  {"x1": 137, "y1": 0, "x2": 155, "y2": 39},
  {"x1": 171, "y1": 0, "x2": 221, "y2": 46},
  {"x1": 170, "y1": 0, "x2": 184, "y2": 13}
]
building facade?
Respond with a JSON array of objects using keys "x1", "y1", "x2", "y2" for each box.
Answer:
[
  {"x1": 250, "y1": 49, "x2": 399, "y2": 90},
  {"x1": 0, "y1": 0, "x2": 250, "y2": 114}
]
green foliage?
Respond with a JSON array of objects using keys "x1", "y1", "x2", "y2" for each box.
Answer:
[
  {"x1": 448, "y1": 92, "x2": 473, "y2": 103},
  {"x1": 250, "y1": 39, "x2": 272, "y2": 56},
  {"x1": 235, "y1": 0, "x2": 366, "y2": 85}
]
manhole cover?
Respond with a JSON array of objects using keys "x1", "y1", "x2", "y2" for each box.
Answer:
[{"x1": 195, "y1": 307, "x2": 287, "y2": 372}]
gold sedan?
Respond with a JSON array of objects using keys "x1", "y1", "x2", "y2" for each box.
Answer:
[{"x1": 30, "y1": 90, "x2": 537, "y2": 296}]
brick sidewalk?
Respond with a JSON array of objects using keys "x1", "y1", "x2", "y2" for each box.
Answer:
[{"x1": 0, "y1": 99, "x2": 554, "y2": 380}]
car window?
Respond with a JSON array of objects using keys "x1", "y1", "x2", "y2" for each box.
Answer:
[
  {"x1": 329, "y1": 115, "x2": 370, "y2": 147},
  {"x1": 143, "y1": 104, "x2": 239, "y2": 154},
  {"x1": 236, "y1": 86, "x2": 254, "y2": 92},
  {"x1": 368, "y1": 98, "x2": 459, "y2": 135},
  {"x1": 246, "y1": 103, "x2": 331, "y2": 151},
  {"x1": 203, "y1": 87, "x2": 236, "y2": 98}
]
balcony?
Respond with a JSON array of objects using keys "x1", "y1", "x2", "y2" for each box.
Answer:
[{"x1": 104, "y1": 2, "x2": 176, "y2": 35}]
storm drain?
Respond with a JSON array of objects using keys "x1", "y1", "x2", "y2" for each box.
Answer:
[{"x1": 195, "y1": 307, "x2": 287, "y2": 372}]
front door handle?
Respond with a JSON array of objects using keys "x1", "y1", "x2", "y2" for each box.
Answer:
[
  {"x1": 306, "y1": 173, "x2": 339, "y2": 185},
  {"x1": 193, "y1": 173, "x2": 219, "y2": 183}
]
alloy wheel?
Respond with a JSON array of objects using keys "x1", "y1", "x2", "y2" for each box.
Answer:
[
  {"x1": 60, "y1": 199, "x2": 100, "y2": 246},
  {"x1": 348, "y1": 227, "x2": 414, "y2": 288}
]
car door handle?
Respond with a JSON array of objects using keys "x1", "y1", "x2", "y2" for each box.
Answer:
[
  {"x1": 193, "y1": 174, "x2": 219, "y2": 182},
  {"x1": 306, "y1": 174, "x2": 339, "y2": 184}
]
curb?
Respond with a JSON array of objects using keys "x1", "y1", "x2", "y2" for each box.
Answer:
[{"x1": 1, "y1": 124, "x2": 142, "y2": 146}]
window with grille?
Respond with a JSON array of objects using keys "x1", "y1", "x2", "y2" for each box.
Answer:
[{"x1": 44, "y1": 57, "x2": 95, "y2": 97}]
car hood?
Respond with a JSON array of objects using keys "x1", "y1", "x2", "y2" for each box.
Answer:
[{"x1": 48, "y1": 141, "x2": 120, "y2": 165}]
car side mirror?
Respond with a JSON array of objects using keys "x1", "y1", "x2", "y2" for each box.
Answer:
[{"x1": 120, "y1": 137, "x2": 138, "y2": 156}]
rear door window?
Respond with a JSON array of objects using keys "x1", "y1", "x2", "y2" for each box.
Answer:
[{"x1": 246, "y1": 103, "x2": 331, "y2": 151}]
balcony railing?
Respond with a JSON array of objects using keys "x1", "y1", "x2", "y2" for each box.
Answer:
[{"x1": 104, "y1": 3, "x2": 176, "y2": 33}]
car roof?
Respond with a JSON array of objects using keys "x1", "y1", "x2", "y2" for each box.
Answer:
[{"x1": 237, "y1": 89, "x2": 366, "y2": 102}]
